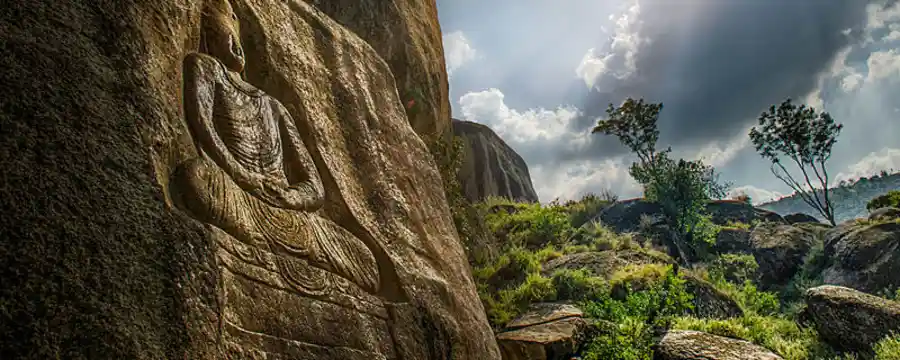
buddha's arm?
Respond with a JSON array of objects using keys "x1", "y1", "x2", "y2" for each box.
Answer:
[
  {"x1": 273, "y1": 102, "x2": 325, "y2": 212},
  {"x1": 183, "y1": 53, "x2": 263, "y2": 189}
]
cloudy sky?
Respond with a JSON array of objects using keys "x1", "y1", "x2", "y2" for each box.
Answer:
[{"x1": 437, "y1": 0, "x2": 900, "y2": 204}]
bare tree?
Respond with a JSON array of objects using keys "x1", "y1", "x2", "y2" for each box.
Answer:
[{"x1": 749, "y1": 98, "x2": 843, "y2": 225}]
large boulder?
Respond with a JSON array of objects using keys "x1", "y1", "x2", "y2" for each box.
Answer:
[
  {"x1": 0, "y1": 0, "x2": 499, "y2": 359},
  {"x1": 308, "y1": 0, "x2": 451, "y2": 139},
  {"x1": 713, "y1": 227, "x2": 752, "y2": 254},
  {"x1": 803, "y1": 285, "x2": 900, "y2": 353},
  {"x1": 868, "y1": 207, "x2": 900, "y2": 221},
  {"x1": 653, "y1": 330, "x2": 783, "y2": 360},
  {"x1": 784, "y1": 212, "x2": 821, "y2": 224},
  {"x1": 496, "y1": 303, "x2": 589, "y2": 360},
  {"x1": 705, "y1": 200, "x2": 785, "y2": 226},
  {"x1": 821, "y1": 222, "x2": 900, "y2": 293},
  {"x1": 683, "y1": 274, "x2": 744, "y2": 319},
  {"x1": 591, "y1": 199, "x2": 663, "y2": 233},
  {"x1": 750, "y1": 223, "x2": 816, "y2": 289},
  {"x1": 453, "y1": 119, "x2": 539, "y2": 203}
]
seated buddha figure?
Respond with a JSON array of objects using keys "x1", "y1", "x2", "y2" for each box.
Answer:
[{"x1": 173, "y1": 0, "x2": 379, "y2": 294}]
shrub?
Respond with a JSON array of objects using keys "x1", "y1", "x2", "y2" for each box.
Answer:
[
  {"x1": 580, "y1": 267, "x2": 693, "y2": 360},
  {"x1": 551, "y1": 268, "x2": 608, "y2": 302},
  {"x1": 709, "y1": 253, "x2": 759, "y2": 284},
  {"x1": 875, "y1": 333, "x2": 900, "y2": 360},
  {"x1": 566, "y1": 193, "x2": 613, "y2": 228},
  {"x1": 868, "y1": 190, "x2": 900, "y2": 211},
  {"x1": 482, "y1": 202, "x2": 573, "y2": 250},
  {"x1": 487, "y1": 274, "x2": 557, "y2": 326}
]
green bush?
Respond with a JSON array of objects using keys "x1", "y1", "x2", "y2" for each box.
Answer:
[
  {"x1": 566, "y1": 192, "x2": 613, "y2": 228},
  {"x1": 551, "y1": 268, "x2": 608, "y2": 302},
  {"x1": 482, "y1": 202, "x2": 573, "y2": 250},
  {"x1": 875, "y1": 333, "x2": 900, "y2": 360},
  {"x1": 867, "y1": 190, "x2": 900, "y2": 211},
  {"x1": 672, "y1": 314, "x2": 836, "y2": 360},
  {"x1": 580, "y1": 267, "x2": 693, "y2": 360},
  {"x1": 487, "y1": 273, "x2": 557, "y2": 326},
  {"x1": 709, "y1": 253, "x2": 759, "y2": 284}
]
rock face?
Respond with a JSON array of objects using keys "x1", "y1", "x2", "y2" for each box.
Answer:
[
  {"x1": 706, "y1": 200, "x2": 785, "y2": 226},
  {"x1": 654, "y1": 330, "x2": 783, "y2": 360},
  {"x1": 592, "y1": 199, "x2": 664, "y2": 233},
  {"x1": 0, "y1": 0, "x2": 498, "y2": 359},
  {"x1": 822, "y1": 222, "x2": 900, "y2": 293},
  {"x1": 868, "y1": 207, "x2": 900, "y2": 220},
  {"x1": 784, "y1": 212, "x2": 821, "y2": 224},
  {"x1": 541, "y1": 250, "x2": 672, "y2": 279},
  {"x1": 750, "y1": 223, "x2": 816, "y2": 289},
  {"x1": 308, "y1": 0, "x2": 451, "y2": 139},
  {"x1": 496, "y1": 303, "x2": 588, "y2": 360},
  {"x1": 683, "y1": 275, "x2": 744, "y2": 319},
  {"x1": 713, "y1": 227, "x2": 752, "y2": 254},
  {"x1": 453, "y1": 119, "x2": 539, "y2": 203},
  {"x1": 803, "y1": 285, "x2": 900, "y2": 353}
]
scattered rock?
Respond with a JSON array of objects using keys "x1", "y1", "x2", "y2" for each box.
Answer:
[
  {"x1": 750, "y1": 223, "x2": 816, "y2": 289},
  {"x1": 868, "y1": 207, "x2": 900, "y2": 221},
  {"x1": 784, "y1": 213, "x2": 821, "y2": 224},
  {"x1": 454, "y1": 119, "x2": 539, "y2": 203},
  {"x1": 803, "y1": 285, "x2": 900, "y2": 353},
  {"x1": 497, "y1": 303, "x2": 589, "y2": 360},
  {"x1": 821, "y1": 222, "x2": 900, "y2": 293},
  {"x1": 653, "y1": 330, "x2": 783, "y2": 360}
]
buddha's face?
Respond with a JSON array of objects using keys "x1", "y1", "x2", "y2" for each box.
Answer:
[{"x1": 202, "y1": 0, "x2": 245, "y2": 72}]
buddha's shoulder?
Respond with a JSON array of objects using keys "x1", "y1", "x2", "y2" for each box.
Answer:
[{"x1": 183, "y1": 53, "x2": 226, "y2": 74}]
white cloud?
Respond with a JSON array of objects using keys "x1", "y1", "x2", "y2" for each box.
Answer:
[
  {"x1": 531, "y1": 158, "x2": 640, "y2": 204},
  {"x1": 575, "y1": 0, "x2": 646, "y2": 88},
  {"x1": 457, "y1": 88, "x2": 588, "y2": 147},
  {"x1": 866, "y1": 49, "x2": 900, "y2": 83},
  {"x1": 689, "y1": 130, "x2": 751, "y2": 168},
  {"x1": 442, "y1": 31, "x2": 477, "y2": 76},
  {"x1": 728, "y1": 185, "x2": 784, "y2": 205},
  {"x1": 865, "y1": 1, "x2": 900, "y2": 43},
  {"x1": 833, "y1": 147, "x2": 900, "y2": 184}
]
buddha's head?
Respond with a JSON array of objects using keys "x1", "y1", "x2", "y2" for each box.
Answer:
[{"x1": 201, "y1": 0, "x2": 245, "y2": 72}]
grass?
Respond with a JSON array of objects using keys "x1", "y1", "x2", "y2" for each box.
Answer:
[{"x1": 875, "y1": 333, "x2": 900, "y2": 360}]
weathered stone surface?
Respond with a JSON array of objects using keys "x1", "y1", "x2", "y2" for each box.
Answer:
[
  {"x1": 706, "y1": 200, "x2": 786, "y2": 226},
  {"x1": 713, "y1": 227, "x2": 752, "y2": 254},
  {"x1": 803, "y1": 285, "x2": 900, "y2": 353},
  {"x1": 496, "y1": 305, "x2": 587, "y2": 360},
  {"x1": 0, "y1": 0, "x2": 499, "y2": 358},
  {"x1": 453, "y1": 119, "x2": 539, "y2": 203},
  {"x1": 784, "y1": 212, "x2": 821, "y2": 224},
  {"x1": 821, "y1": 222, "x2": 900, "y2": 293},
  {"x1": 868, "y1": 207, "x2": 900, "y2": 221},
  {"x1": 591, "y1": 199, "x2": 664, "y2": 233},
  {"x1": 750, "y1": 223, "x2": 816, "y2": 289},
  {"x1": 307, "y1": 0, "x2": 451, "y2": 139},
  {"x1": 654, "y1": 330, "x2": 783, "y2": 360}
]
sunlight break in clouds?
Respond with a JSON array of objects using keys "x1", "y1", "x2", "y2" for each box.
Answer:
[
  {"x1": 834, "y1": 147, "x2": 900, "y2": 184},
  {"x1": 442, "y1": 31, "x2": 477, "y2": 76},
  {"x1": 689, "y1": 129, "x2": 752, "y2": 168},
  {"x1": 575, "y1": 0, "x2": 645, "y2": 88},
  {"x1": 531, "y1": 159, "x2": 640, "y2": 204}
]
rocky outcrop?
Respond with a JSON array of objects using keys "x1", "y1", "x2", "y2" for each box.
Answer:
[
  {"x1": 803, "y1": 285, "x2": 900, "y2": 353},
  {"x1": 591, "y1": 199, "x2": 664, "y2": 233},
  {"x1": 541, "y1": 250, "x2": 672, "y2": 279},
  {"x1": 453, "y1": 119, "x2": 539, "y2": 203},
  {"x1": 713, "y1": 227, "x2": 752, "y2": 254},
  {"x1": 0, "y1": 0, "x2": 498, "y2": 359},
  {"x1": 683, "y1": 275, "x2": 744, "y2": 319},
  {"x1": 868, "y1": 207, "x2": 900, "y2": 221},
  {"x1": 706, "y1": 200, "x2": 785, "y2": 226},
  {"x1": 308, "y1": 0, "x2": 451, "y2": 139},
  {"x1": 822, "y1": 221, "x2": 900, "y2": 293},
  {"x1": 784, "y1": 213, "x2": 821, "y2": 224},
  {"x1": 750, "y1": 223, "x2": 816, "y2": 289},
  {"x1": 654, "y1": 330, "x2": 783, "y2": 360},
  {"x1": 496, "y1": 303, "x2": 588, "y2": 360}
]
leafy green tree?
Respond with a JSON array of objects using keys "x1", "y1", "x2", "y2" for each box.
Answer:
[
  {"x1": 593, "y1": 98, "x2": 728, "y2": 263},
  {"x1": 749, "y1": 99, "x2": 843, "y2": 225}
]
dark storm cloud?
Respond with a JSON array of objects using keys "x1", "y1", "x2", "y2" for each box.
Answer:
[{"x1": 561, "y1": 0, "x2": 874, "y2": 163}]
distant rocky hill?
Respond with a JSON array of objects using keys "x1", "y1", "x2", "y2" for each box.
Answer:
[
  {"x1": 453, "y1": 119, "x2": 539, "y2": 203},
  {"x1": 758, "y1": 172, "x2": 900, "y2": 222}
]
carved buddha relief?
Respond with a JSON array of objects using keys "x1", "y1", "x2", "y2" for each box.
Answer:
[{"x1": 171, "y1": 0, "x2": 381, "y2": 295}]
